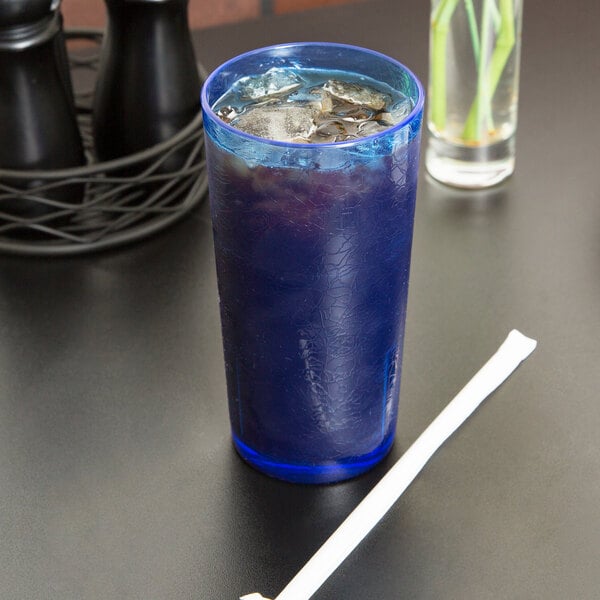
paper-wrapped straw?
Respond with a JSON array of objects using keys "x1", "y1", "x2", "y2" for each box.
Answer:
[{"x1": 242, "y1": 330, "x2": 537, "y2": 600}]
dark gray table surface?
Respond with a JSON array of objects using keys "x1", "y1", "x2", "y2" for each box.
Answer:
[{"x1": 1, "y1": 0, "x2": 599, "y2": 598}]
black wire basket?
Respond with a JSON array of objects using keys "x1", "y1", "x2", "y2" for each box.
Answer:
[{"x1": 0, "y1": 29, "x2": 208, "y2": 256}]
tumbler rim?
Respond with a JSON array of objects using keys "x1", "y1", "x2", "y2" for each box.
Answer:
[{"x1": 200, "y1": 41, "x2": 425, "y2": 150}]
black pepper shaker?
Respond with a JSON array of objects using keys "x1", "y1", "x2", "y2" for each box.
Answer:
[
  {"x1": 0, "y1": 0, "x2": 85, "y2": 230},
  {"x1": 92, "y1": 0, "x2": 201, "y2": 170}
]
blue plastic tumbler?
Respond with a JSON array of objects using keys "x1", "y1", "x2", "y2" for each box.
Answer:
[{"x1": 202, "y1": 43, "x2": 424, "y2": 483}]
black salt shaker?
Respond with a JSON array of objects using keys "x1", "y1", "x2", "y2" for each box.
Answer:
[
  {"x1": 0, "y1": 0, "x2": 85, "y2": 228},
  {"x1": 92, "y1": 0, "x2": 201, "y2": 169}
]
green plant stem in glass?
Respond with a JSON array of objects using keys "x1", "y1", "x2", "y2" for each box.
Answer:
[
  {"x1": 464, "y1": 0, "x2": 515, "y2": 141},
  {"x1": 427, "y1": 0, "x2": 522, "y2": 188},
  {"x1": 430, "y1": 0, "x2": 516, "y2": 144}
]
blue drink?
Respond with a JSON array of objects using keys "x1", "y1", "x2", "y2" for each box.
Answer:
[{"x1": 201, "y1": 43, "x2": 423, "y2": 483}]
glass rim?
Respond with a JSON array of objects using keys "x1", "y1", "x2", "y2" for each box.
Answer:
[{"x1": 200, "y1": 41, "x2": 425, "y2": 150}]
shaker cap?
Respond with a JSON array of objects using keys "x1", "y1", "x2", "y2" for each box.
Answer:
[
  {"x1": 0, "y1": 1, "x2": 60, "y2": 50},
  {"x1": 0, "y1": 1, "x2": 58, "y2": 29}
]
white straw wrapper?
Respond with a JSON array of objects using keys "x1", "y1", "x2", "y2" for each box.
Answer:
[{"x1": 242, "y1": 330, "x2": 537, "y2": 600}]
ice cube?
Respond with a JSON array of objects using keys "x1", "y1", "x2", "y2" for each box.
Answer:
[
  {"x1": 237, "y1": 68, "x2": 304, "y2": 101},
  {"x1": 322, "y1": 79, "x2": 389, "y2": 111},
  {"x1": 357, "y1": 120, "x2": 386, "y2": 136},
  {"x1": 231, "y1": 103, "x2": 318, "y2": 142},
  {"x1": 216, "y1": 105, "x2": 240, "y2": 123},
  {"x1": 337, "y1": 105, "x2": 376, "y2": 122},
  {"x1": 319, "y1": 92, "x2": 334, "y2": 114},
  {"x1": 388, "y1": 96, "x2": 413, "y2": 123},
  {"x1": 314, "y1": 119, "x2": 350, "y2": 143}
]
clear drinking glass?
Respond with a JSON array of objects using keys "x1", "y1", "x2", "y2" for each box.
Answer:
[
  {"x1": 201, "y1": 43, "x2": 424, "y2": 484},
  {"x1": 426, "y1": 0, "x2": 523, "y2": 188}
]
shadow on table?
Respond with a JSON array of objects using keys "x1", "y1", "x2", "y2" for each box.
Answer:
[
  {"x1": 214, "y1": 443, "x2": 402, "y2": 599},
  {"x1": 422, "y1": 173, "x2": 510, "y2": 223}
]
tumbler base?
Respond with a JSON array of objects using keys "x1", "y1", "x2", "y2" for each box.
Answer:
[
  {"x1": 426, "y1": 135, "x2": 515, "y2": 189},
  {"x1": 232, "y1": 433, "x2": 395, "y2": 484}
]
